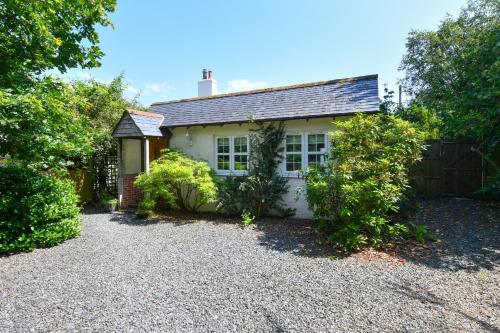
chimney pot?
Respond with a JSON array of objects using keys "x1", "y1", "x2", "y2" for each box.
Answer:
[{"x1": 202, "y1": 69, "x2": 208, "y2": 80}]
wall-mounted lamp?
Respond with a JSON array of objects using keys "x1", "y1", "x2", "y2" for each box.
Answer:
[{"x1": 185, "y1": 128, "x2": 193, "y2": 146}]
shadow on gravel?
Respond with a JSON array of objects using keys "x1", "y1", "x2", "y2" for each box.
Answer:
[
  {"x1": 106, "y1": 209, "x2": 324, "y2": 257},
  {"x1": 394, "y1": 198, "x2": 500, "y2": 273},
  {"x1": 386, "y1": 281, "x2": 499, "y2": 332},
  {"x1": 254, "y1": 219, "x2": 324, "y2": 258},
  {"x1": 109, "y1": 210, "x2": 239, "y2": 227},
  {"x1": 101, "y1": 198, "x2": 500, "y2": 266}
]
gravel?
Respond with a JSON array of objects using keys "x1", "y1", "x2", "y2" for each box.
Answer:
[{"x1": 1, "y1": 199, "x2": 498, "y2": 332}]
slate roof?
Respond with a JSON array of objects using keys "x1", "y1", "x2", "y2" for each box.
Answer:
[
  {"x1": 112, "y1": 109, "x2": 171, "y2": 138},
  {"x1": 150, "y1": 74, "x2": 379, "y2": 128}
]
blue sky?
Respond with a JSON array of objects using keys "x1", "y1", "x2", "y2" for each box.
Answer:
[{"x1": 62, "y1": 0, "x2": 466, "y2": 106}]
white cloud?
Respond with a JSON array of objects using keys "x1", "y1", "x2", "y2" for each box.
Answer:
[
  {"x1": 122, "y1": 81, "x2": 174, "y2": 105},
  {"x1": 226, "y1": 79, "x2": 268, "y2": 93},
  {"x1": 74, "y1": 71, "x2": 93, "y2": 80},
  {"x1": 143, "y1": 82, "x2": 173, "y2": 97},
  {"x1": 124, "y1": 85, "x2": 140, "y2": 95}
]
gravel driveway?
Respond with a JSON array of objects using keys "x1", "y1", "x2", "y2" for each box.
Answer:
[{"x1": 1, "y1": 199, "x2": 498, "y2": 332}]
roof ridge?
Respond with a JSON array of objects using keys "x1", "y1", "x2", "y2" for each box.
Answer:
[
  {"x1": 150, "y1": 74, "x2": 378, "y2": 106},
  {"x1": 127, "y1": 108, "x2": 164, "y2": 119}
]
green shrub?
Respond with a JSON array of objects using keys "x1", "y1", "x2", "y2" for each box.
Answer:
[
  {"x1": 216, "y1": 175, "x2": 245, "y2": 215},
  {"x1": 217, "y1": 122, "x2": 294, "y2": 218},
  {"x1": 475, "y1": 173, "x2": 500, "y2": 201},
  {"x1": 409, "y1": 223, "x2": 430, "y2": 244},
  {"x1": 137, "y1": 196, "x2": 156, "y2": 217},
  {"x1": 240, "y1": 210, "x2": 255, "y2": 227},
  {"x1": 304, "y1": 114, "x2": 425, "y2": 252},
  {"x1": 134, "y1": 149, "x2": 217, "y2": 212},
  {"x1": 0, "y1": 166, "x2": 81, "y2": 254}
]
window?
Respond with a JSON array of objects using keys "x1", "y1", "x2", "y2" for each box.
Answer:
[
  {"x1": 215, "y1": 136, "x2": 249, "y2": 172},
  {"x1": 233, "y1": 137, "x2": 248, "y2": 171},
  {"x1": 216, "y1": 137, "x2": 230, "y2": 170},
  {"x1": 285, "y1": 134, "x2": 302, "y2": 171},
  {"x1": 307, "y1": 134, "x2": 326, "y2": 166}
]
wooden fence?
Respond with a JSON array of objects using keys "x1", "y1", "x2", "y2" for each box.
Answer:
[{"x1": 410, "y1": 140, "x2": 484, "y2": 198}]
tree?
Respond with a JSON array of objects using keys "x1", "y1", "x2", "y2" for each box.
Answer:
[
  {"x1": 0, "y1": 77, "x2": 94, "y2": 170},
  {"x1": 399, "y1": 0, "x2": 499, "y2": 154},
  {"x1": 72, "y1": 74, "x2": 144, "y2": 143},
  {"x1": 0, "y1": 1, "x2": 116, "y2": 253},
  {"x1": 0, "y1": 0, "x2": 116, "y2": 88}
]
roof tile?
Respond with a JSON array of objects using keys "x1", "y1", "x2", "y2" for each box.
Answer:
[{"x1": 150, "y1": 74, "x2": 379, "y2": 127}]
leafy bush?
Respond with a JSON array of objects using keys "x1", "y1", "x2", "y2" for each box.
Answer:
[
  {"x1": 0, "y1": 166, "x2": 81, "y2": 254},
  {"x1": 475, "y1": 173, "x2": 500, "y2": 200},
  {"x1": 136, "y1": 196, "x2": 156, "y2": 217},
  {"x1": 409, "y1": 223, "x2": 430, "y2": 244},
  {"x1": 304, "y1": 114, "x2": 425, "y2": 251},
  {"x1": 216, "y1": 175, "x2": 246, "y2": 215},
  {"x1": 241, "y1": 210, "x2": 255, "y2": 227},
  {"x1": 134, "y1": 149, "x2": 217, "y2": 212},
  {"x1": 216, "y1": 122, "x2": 294, "y2": 218}
]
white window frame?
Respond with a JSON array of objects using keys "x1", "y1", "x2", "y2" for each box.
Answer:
[
  {"x1": 281, "y1": 131, "x2": 329, "y2": 177},
  {"x1": 283, "y1": 133, "x2": 304, "y2": 176},
  {"x1": 306, "y1": 133, "x2": 327, "y2": 168},
  {"x1": 215, "y1": 135, "x2": 249, "y2": 175},
  {"x1": 215, "y1": 136, "x2": 231, "y2": 172}
]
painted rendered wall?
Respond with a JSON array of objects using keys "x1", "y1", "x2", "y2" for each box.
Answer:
[
  {"x1": 122, "y1": 138, "x2": 142, "y2": 174},
  {"x1": 169, "y1": 117, "x2": 348, "y2": 219},
  {"x1": 198, "y1": 79, "x2": 217, "y2": 97}
]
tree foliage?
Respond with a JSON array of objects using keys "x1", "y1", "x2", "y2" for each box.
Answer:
[
  {"x1": 0, "y1": 0, "x2": 116, "y2": 88},
  {"x1": 72, "y1": 74, "x2": 143, "y2": 143},
  {"x1": 217, "y1": 122, "x2": 294, "y2": 219},
  {"x1": 0, "y1": 78, "x2": 94, "y2": 170},
  {"x1": 399, "y1": 0, "x2": 499, "y2": 153},
  {"x1": 134, "y1": 150, "x2": 218, "y2": 212},
  {"x1": 304, "y1": 114, "x2": 425, "y2": 251},
  {"x1": 0, "y1": 1, "x2": 115, "y2": 253}
]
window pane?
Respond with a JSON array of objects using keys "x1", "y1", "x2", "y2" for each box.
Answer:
[
  {"x1": 217, "y1": 155, "x2": 230, "y2": 170},
  {"x1": 286, "y1": 154, "x2": 302, "y2": 171},
  {"x1": 286, "y1": 136, "x2": 301, "y2": 152},
  {"x1": 308, "y1": 134, "x2": 325, "y2": 152},
  {"x1": 234, "y1": 137, "x2": 247, "y2": 153},
  {"x1": 217, "y1": 137, "x2": 230, "y2": 154},
  {"x1": 234, "y1": 155, "x2": 248, "y2": 170},
  {"x1": 308, "y1": 154, "x2": 321, "y2": 166},
  {"x1": 286, "y1": 135, "x2": 301, "y2": 144}
]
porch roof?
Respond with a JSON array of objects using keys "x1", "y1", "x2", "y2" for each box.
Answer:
[{"x1": 112, "y1": 109, "x2": 172, "y2": 138}]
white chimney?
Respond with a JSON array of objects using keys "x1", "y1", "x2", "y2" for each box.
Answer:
[{"x1": 198, "y1": 69, "x2": 217, "y2": 97}]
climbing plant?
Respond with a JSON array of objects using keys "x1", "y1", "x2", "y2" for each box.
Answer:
[{"x1": 217, "y1": 122, "x2": 294, "y2": 219}]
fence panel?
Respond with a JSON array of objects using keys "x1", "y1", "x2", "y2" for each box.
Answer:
[{"x1": 410, "y1": 140, "x2": 483, "y2": 198}]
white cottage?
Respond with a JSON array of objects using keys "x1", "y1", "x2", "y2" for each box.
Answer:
[{"x1": 113, "y1": 70, "x2": 379, "y2": 218}]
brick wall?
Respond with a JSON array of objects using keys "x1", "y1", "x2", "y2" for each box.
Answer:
[{"x1": 121, "y1": 175, "x2": 142, "y2": 208}]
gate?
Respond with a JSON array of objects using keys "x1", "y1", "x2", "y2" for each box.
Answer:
[{"x1": 411, "y1": 140, "x2": 484, "y2": 197}]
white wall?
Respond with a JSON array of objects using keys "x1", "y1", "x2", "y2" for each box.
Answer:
[
  {"x1": 122, "y1": 138, "x2": 142, "y2": 174},
  {"x1": 169, "y1": 117, "x2": 348, "y2": 219}
]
